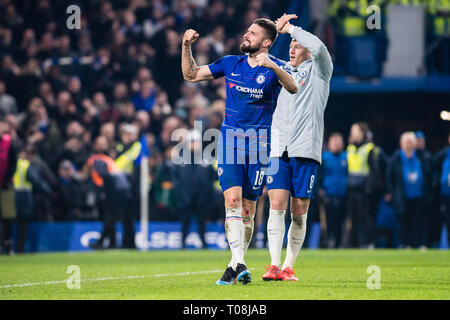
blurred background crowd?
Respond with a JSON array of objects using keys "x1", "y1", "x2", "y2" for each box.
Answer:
[{"x1": 0, "y1": 0, "x2": 449, "y2": 253}]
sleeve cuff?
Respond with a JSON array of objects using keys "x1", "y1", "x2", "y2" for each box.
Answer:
[{"x1": 288, "y1": 24, "x2": 295, "y2": 35}]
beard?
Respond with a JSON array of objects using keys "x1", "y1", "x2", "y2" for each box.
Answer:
[{"x1": 240, "y1": 39, "x2": 260, "y2": 54}]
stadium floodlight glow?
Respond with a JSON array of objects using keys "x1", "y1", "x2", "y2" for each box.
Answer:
[{"x1": 440, "y1": 110, "x2": 450, "y2": 121}]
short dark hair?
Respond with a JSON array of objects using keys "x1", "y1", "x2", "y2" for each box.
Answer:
[
  {"x1": 329, "y1": 132, "x2": 343, "y2": 140},
  {"x1": 253, "y1": 18, "x2": 277, "y2": 47}
]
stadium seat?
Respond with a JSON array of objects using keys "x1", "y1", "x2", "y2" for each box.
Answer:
[{"x1": 344, "y1": 36, "x2": 384, "y2": 79}]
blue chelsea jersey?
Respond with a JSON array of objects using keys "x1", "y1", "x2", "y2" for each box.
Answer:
[{"x1": 208, "y1": 54, "x2": 288, "y2": 149}]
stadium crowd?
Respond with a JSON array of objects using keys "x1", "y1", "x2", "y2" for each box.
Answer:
[{"x1": 0, "y1": 0, "x2": 449, "y2": 253}]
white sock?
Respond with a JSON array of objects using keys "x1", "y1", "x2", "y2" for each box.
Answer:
[
  {"x1": 225, "y1": 207, "x2": 245, "y2": 269},
  {"x1": 243, "y1": 214, "x2": 255, "y2": 255},
  {"x1": 267, "y1": 209, "x2": 286, "y2": 268},
  {"x1": 282, "y1": 214, "x2": 307, "y2": 270}
]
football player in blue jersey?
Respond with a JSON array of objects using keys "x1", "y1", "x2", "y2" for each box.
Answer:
[{"x1": 181, "y1": 18, "x2": 297, "y2": 285}]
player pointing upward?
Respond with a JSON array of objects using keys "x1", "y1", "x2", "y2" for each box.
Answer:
[{"x1": 181, "y1": 18, "x2": 297, "y2": 285}]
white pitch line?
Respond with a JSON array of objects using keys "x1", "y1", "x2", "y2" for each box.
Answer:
[
  {"x1": 154, "y1": 269, "x2": 224, "y2": 277},
  {"x1": 0, "y1": 269, "x2": 225, "y2": 289}
]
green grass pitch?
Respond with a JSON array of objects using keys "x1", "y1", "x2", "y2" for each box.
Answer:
[{"x1": 0, "y1": 249, "x2": 448, "y2": 300}]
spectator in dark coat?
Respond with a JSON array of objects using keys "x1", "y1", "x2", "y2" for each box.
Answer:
[
  {"x1": 432, "y1": 131, "x2": 450, "y2": 246},
  {"x1": 386, "y1": 132, "x2": 429, "y2": 248},
  {"x1": 26, "y1": 141, "x2": 59, "y2": 222},
  {"x1": 55, "y1": 159, "x2": 86, "y2": 220},
  {"x1": 415, "y1": 131, "x2": 433, "y2": 247},
  {"x1": 319, "y1": 132, "x2": 347, "y2": 248},
  {"x1": 172, "y1": 129, "x2": 216, "y2": 249}
]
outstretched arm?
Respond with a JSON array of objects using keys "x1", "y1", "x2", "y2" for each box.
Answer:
[
  {"x1": 255, "y1": 53, "x2": 298, "y2": 94},
  {"x1": 181, "y1": 29, "x2": 214, "y2": 82},
  {"x1": 276, "y1": 14, "x2": 333, "y2": 81}
]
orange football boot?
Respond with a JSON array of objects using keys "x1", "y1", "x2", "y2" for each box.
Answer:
[
  {"x1": 281, "y1": 267, "x2": 298, "y2": 281},
  {"x1": 262, "y1": 265, "x2": 282, "y2": 281}
]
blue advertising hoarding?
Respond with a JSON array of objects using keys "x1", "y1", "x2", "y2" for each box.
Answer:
[{"x1": 20, "y1": 221, "x2": 229, "y2": 252}]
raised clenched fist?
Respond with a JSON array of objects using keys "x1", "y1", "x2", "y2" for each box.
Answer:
[
  {"x1": 256, "y1": 53, "x2": 274, "y2": 69},
  {"x1": 183, "y1": 29, "x2": 199, "y2": 46}
]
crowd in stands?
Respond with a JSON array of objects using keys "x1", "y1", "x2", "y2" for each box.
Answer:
[
  {"x1": 314, "y1": 126, "x2": 450, "y2": 250},
  {"x1": 0, "y1": 0, "x2": 286, "y2": 251},
  {"x1": 0, "y1": 0, "x2": 449, "y2": 253}
]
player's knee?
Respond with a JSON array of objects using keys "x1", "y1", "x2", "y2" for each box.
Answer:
[
  {"x1": 241, "y1": 207, "x2": 251, "y2": 218},
  {"x1": 268, "y1": 190, "x2": 289, "y2": 210},
  {"x1": 242, "y1": 201, "x2": 256, "y2": 217},
  {"x1": 291, "y1": 207, "x2": 308, "y2": 216},
  {"x1": 270, "y1": 198, "x2": 288, "y2": 211},
  {"x1": 225, "y1": 194, "x2": 242, "y2": 208},
  {"x1": 291, "y1": 198, "x2": 309, "y2": 216}
]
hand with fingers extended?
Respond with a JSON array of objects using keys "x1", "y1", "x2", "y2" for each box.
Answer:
[
  {"x1": 275, "y1": 13, "x2": 298, "y2": 34},
  {"x1": 183, "y1": 29, "x2": 199, "y2": 46}
]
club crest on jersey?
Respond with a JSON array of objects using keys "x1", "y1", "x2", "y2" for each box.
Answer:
[
  {"x1": 217, "y1": 167, "x2": 224, "y2": 176},
  {"x1": 256, "y1": 74, "x2": 265, "y2": 84},
  {"x1": 300, "y1": 71, "x2": 308, "y2": 78},
  {"x1": 300, "y1": 80, "x2": 306, "y2": 86}
]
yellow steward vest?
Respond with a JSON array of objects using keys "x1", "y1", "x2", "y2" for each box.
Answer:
[
  {"x1": 13, "y1": 159, "x2": 32, "y2": 190},
  {"x1": 347, "y1": 142, "x2": 377, "y2": 176},
  {"x1": 115, "y1": 141, "x2": 142, "y2": 175}
]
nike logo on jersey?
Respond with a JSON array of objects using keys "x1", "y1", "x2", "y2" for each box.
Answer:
[{"x1": 231, "y1": 72, "x2": 241, "y2": 76}]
